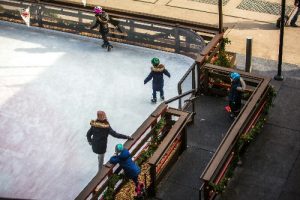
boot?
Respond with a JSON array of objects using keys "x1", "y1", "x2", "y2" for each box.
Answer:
[
  {"x1": 160, "y1": 96, "x2": 165, "y2": 100},
  {"x1": 290, "y1": 23, "x2": 298, "y2": 27},
  {"x1": 135, "y1": 183, "x2": 145, "y2": 198},
  {"x1": 107, "y1": 44, "x2": 113, "y2": 52},
  {"x1": 151, "y1": 98, "x2": 157, "y2": 103},
  {"x1": 101, "y1": 43, "x2": 107, "y2": 48}
]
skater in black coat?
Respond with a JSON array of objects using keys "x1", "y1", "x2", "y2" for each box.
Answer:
[
  {"x1": 87, "y1": 111, "x2": 133, "y2": 171},
  {"x1": 90, "y1": 6, "x2": 112, "y2": 49},
  {"x1": 144, "y1": 58, "x2": 171, "y2": 103},
  {"x1": 290, "y1": 0, "x2": 300, "y2": 27}
]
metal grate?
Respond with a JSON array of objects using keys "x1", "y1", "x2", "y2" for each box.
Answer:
[
  {"x1": 237, "y1": 0, "x2": 293, "y2": 15},
  {"x1": 188, "y1": 0, "x2": 230, "y2": 6}
]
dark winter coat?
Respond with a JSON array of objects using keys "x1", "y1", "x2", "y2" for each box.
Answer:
[
  {"x1": 295, "y1": 0, "x2": 300, "y2": 8},
  {"x1": 109, "y1": 148, "x2": 141, "y2": 179},
  {"x1": 90, "y1": 12, "x2": 109, "y2": 33},
  {"x1": 228, "y1": 79, "x2": 242, "y2": 103},
  {"x1": 87, "y1": 120, "x2": 129, "y2": 154},
  {"x1": 144, "y1": 64, "x2": 171, "y2": 91}
]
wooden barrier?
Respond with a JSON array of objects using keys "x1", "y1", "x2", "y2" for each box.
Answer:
[
  {"x1": 148, "y1": 108, "x2": 192, "y2": 196},
  {"x1": 1, "y1": 2, "x2": 246, "y2": 199},
  {"x1": 0, "y1": 0, "x2": 219, "y2": 59},
  {"x1": 74, "y1": 103, "x2": 191, "y2": 199},
  {"x1": 75, "y1": 103, "x2": 167, "y2": 200},
  {"x1": 198, "y1": 64, "x2": 273, "y2": 200}
]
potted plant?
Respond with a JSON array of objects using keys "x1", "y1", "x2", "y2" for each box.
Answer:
[{"x1": 210, "y1": 38, "x2": 236, "y2": 68}]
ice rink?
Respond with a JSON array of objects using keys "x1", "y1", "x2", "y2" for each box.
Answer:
[{"x1": 0, "y1": 21, "x2": 194, "y2": 199}]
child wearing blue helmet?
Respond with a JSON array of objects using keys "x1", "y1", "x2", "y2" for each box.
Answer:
[
  {"x1": 107, "y1": 144, "x2": 145, "y2": 197},
  {"x1": 108, "y1": 144, "x2": 141, "y2": 187},
  {"x1": 228, "y1": 72, "x2": 246, "y2": 118}
]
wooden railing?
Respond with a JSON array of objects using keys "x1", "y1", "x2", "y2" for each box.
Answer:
[
  {"x1": 75, "y1": 103, "x2": 167, "y2": 200},
  {"x1": 0, "y1": 1, "x2": 230, "y2": 199},
  {"x1": 177, "y1": 33, "x2": 224, "y2": 109},
  {"x1": 198, "y1": 64, "x2": 272, "y2": 200},
  {"x1": 75, "y1": 103, "x2": 192, "y2": 200},
  {"x1": 0, "y1": 0, "x2": 220, "y2": 59},
  {"x1": 148, "y1": 107, "x2": 192, "y2": 196},
  {"x1": 199, "y1": 64, "x2": 261, "y2": 97}
]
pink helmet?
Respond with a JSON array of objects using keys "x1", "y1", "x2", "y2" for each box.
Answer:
[{"x1": 93, "y1": 6, "x2": 103, "y2": 14}]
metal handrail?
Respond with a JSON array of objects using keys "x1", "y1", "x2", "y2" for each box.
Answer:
[
  {"x1": 165, "y1": 89, "x2": 195, "y2": 104},
  {"x1": 176, "y1": 33, "x2": 224, "y2": 109}
]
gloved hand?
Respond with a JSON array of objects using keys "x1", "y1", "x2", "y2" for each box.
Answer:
[
  {"x1": 144, "y1": 81, "x2": 146, "y2": 85},
  {"x1": 127, "y1": 136, "x2": 134, "y2": 140}
]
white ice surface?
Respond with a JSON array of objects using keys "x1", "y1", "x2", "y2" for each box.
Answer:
[{"x1": 0, "y1": 21, "x2": 194, "y2": 199}]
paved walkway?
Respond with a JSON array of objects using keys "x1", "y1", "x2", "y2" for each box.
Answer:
[
  {"x1": 218, "y1": 56, "x2": 300, "y2": 200},
  {"x1": 68, "y1": 0, "x2": 300, "y2": 65}
]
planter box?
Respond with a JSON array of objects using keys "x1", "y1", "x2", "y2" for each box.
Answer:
[
  {"x1": 210, "y1": 51, "x2": 236, "y2": 68},
  {"x1": 227, "y1": 51, "x2": 236, "y2": 68}
]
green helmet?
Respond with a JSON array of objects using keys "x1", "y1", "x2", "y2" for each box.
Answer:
[
  {"x1": 151, "y1": 58, "x2": 160, "y2": 66},
  {"x1": 115, "y1": 144, "x2": 123, "y2": 154}
]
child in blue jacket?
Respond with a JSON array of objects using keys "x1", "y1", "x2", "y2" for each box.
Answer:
[
  {"x1": 228, "y1": 72, "x2": 246, "y2": 118},
  {"x1": 108, "y1": 144, "x2": 141, "y2": 187},
  {"x1": 144, "y1": 58, "x2": 171, "y2": 103}
]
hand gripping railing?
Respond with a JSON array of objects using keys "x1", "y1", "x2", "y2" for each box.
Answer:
[{"x1": 75, "y1": 103, "x2": 168, "y2": 200}]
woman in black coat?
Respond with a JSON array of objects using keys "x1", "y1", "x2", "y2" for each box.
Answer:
[{"x1": 87, "y1": 111, "x2": 133, "y2": 171}]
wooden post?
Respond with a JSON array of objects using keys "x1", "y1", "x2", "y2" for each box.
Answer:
[
  {"x1": 203, "y1": 68, "x2": 209, "y2": 95},
  {"x1": 218, "y1": 0, "x2": 223, "y2": 33},
  {"x1": 203, "y1": 181, "x2": 210, "y2": 200},
  {"x1": 174, "y1": 25, "x2": 180, "y2": 53},
  {"x1": 149, "y1": 163, "x2": 156, "y2": 197},
  {"x1": 36, "y1": 1, "x2": 43, "y2": 27}
]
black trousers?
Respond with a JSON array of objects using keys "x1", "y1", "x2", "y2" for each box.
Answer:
[
  {"x1": 100, "y1": 28, "x2": 109, "y2": 45},
  {"x1": 229, "y1": 99, "x2": 241, "y2": 115}
]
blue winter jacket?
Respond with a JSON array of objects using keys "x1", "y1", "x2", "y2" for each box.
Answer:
[
  {"x1": 228, "y1": 79, "x2": 242, "y2": 102},
  {"x1": 144, "y1": 64, "x2": 171, "y2": 91},
  {"x1": 109, "y1": 148, "x2": 141, "y2": 179}
]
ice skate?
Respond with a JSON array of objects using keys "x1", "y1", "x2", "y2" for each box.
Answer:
[
  {"x1": 101, "y1": 43, "x2": 107, "y2": 48},
  {"x1": 107, "y1": 44, "x2": 113, "y2": 52},
  {"x1": 229, "y1": 113, "x2": 235, "y2": 119},
  {"x1": 134, "y1": 183, "x2": 146, "y2": 200},
  {"x1": 151, "y1": 98, "x2": 157, "y2": 103},
  {"x1": 160, "y1": 96, "x2": 165, "y2": 101}
]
